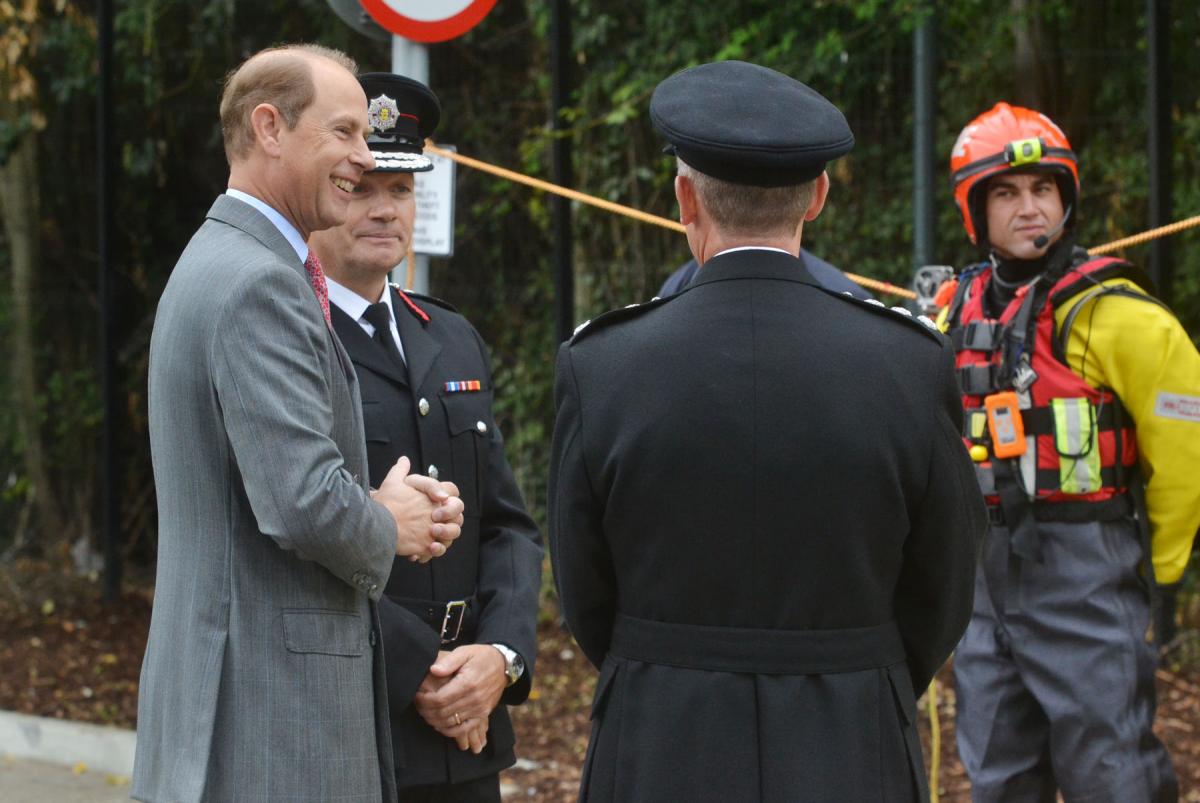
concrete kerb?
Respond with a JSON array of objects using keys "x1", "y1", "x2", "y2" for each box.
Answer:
[{"x1": 0, "y1": 710, "x2": 135, "y2": 776}]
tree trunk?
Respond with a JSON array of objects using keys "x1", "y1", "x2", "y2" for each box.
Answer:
[
  {"x1": 1010, "y1": 0, "x2": 1052, "y2": 112},
  {"x1": 0, "y1": 118, "x2": 64, "y2": 547}
]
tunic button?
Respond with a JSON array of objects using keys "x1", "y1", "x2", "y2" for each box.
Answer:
[
  {"x1": 427, "y1": 464, "x2": 439, "y2": 480},
  {"x1": 418, "y1": 398, "x2": 430, "y2": 416},
  {"x1": 476, "y1": 420, "x2": 487, "y2": 434}
]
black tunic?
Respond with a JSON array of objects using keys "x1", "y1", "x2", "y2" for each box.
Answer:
[
  {"x1": 331, "y1": 285, "x2": 543, "y2": 789},
  {"x1": 549, "y1": 249, "x2": 985, "y2": 802}
]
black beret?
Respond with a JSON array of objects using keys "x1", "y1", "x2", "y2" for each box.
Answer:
[
  {"x1": 358, "y1": 72, "x2": 441, "y2": 173},
  {"x1": 650, "y1": 61, "x2": 854, "y2": 187}
]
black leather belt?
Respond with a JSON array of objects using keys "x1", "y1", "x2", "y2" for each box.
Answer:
[
  {"x1": 391, "y1": 594, "x2": 478, "y2": 644},
  {"x1": 609, "y1": 613, "x2": 906, "y2": 675}
]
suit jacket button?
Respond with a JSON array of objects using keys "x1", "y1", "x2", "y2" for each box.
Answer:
[
  {"x1": 418, "y1": 398, "x2": 430, "y2": 416},
  {"x1": 475, "y1": 420, "x2": 488, "y2": 434},
  {"x1": 369, "y1": 630, "x2": 377, "y2": 647},
  {"x1": 427, "y1": 464, "x2": 439, "y2": 480}
]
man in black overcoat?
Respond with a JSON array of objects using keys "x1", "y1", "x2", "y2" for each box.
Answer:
[
  {"x1": 548, "y1": 61, "x2": 987, "y2": 803},
  {"x1": 309, "y1": 73, "x2": 543, "y2": 803}
]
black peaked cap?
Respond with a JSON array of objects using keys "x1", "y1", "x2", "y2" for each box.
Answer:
[
  {"x1": 650, "y1": 60, "x2": 854, "y2": 187},
  {"x1": 358, "y1": 72, "x2": 441, "y2": 173}
]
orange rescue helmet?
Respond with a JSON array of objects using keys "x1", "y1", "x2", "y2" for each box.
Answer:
[{"x1": 950, "y1": 102, "x2": 1079, "y2": 246}]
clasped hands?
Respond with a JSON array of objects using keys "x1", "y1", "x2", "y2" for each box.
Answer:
[
  {"x1": 414, "y1": 645, "x2": 508, "y2": 754},
  {"x1": 371, "y1": 456, "x2": 465, "y2": 562}
]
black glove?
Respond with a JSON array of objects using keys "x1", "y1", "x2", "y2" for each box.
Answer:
[{"x1": 1154, "y1": 582, "x2": 1181, "y2": 651}]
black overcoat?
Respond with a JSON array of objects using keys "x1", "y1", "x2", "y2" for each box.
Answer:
[
  {"x1": 549, "y1": 249, "x2": 986, "y2": 803},
  {"x1": 332, "y1": 285, "x2": 543, "y2": 789}
]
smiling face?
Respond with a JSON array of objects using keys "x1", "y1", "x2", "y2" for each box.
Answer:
[
  {"x1": 275, "y1": 58, "x2": 375, "y2": 239},
  {"x1": 984, "y1": 171, "x2": 1065, "y2": 260},
  {"x1": 309, "y1": 170, "x2": 416, "y2": 296}
]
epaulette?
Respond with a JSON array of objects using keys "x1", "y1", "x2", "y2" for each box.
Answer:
[
  {"x1": 569, "y1": 294, "x2": 675, "y2": 345},
  {"x1": 389, "y1": 283, "x2": 459, "y2": 319},
  {"x1": 813, "y1": 285, "x2": 945, "y2": 345}
]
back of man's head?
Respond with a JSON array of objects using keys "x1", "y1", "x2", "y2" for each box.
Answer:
[
  {"x1": 219, "y1": 44, "x2": 358, "y2": 164},
  {"x1": 677, "y1": 158, "x2": 815, "y2": 239},
  {"x1": 652, "y1": 62, "x2": 851, "y2": 248}
]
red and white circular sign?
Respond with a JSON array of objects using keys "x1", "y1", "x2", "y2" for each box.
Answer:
[{"x1": 358, "y1": 0, "x2": 498, "y2": 43}]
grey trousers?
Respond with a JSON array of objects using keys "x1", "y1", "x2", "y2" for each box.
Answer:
[{"x1": 954, "y1": 518, "x2": 1178, "y2": 803}]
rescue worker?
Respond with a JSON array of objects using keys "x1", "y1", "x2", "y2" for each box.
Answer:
[{"x1": 942, "y1": 102, "x2": 1200, "y2": 802}]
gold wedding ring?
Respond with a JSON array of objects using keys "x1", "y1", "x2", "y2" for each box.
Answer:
[{"x1": 453, "y1": 712, "x2": 462, "y2": 726}]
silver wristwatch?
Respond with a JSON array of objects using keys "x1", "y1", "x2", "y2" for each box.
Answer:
[{"x1": 491, "y1": 643, "x2": 525, "y2": 687}]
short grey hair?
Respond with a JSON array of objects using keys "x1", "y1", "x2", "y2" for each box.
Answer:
[{"x1": 677, "y1": 158, "x2": 816, "y2": 238}]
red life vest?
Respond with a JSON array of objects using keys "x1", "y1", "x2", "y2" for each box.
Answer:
[{"x1": 948, "y1": 252, "x2": 1149, "y2": 520}]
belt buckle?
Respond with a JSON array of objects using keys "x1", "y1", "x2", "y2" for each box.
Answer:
[{"x1": 440, "y1": 600, "x2": 468, "y2": 644}]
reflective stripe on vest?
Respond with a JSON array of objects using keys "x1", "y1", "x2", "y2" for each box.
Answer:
[{"x1": 1052, "y1": 397, "x2": 1102, "y2": 494}]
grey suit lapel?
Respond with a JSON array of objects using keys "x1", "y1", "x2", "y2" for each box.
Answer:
[
  {"x1": 391, "y1": 286, "x2": 442, "y2": 390},
  {"x1": 208, "y1": 194, "x2": 354, "y2": 379}
]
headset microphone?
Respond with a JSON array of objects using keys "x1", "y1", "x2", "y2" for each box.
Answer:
[{"x1": 1033, "y1": 204, "x2": 1073, "y2": 249}]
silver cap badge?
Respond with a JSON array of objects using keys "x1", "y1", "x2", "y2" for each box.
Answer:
[{"x1": 368, "y1": 94, "x2": 400, "y2": 132}]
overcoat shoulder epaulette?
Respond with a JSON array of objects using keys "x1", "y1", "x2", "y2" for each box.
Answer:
[
  {"x1": 569, "y1": 295, "x2": 676, "y2": 345},
  {"x1": 390, "y1": 283, "x2": 459, "y2": 315},
  {"x1": 813, "y1": 285, "x2": 945, "y2": 345}
]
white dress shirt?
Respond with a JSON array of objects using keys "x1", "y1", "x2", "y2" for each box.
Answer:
[
  {"x1": 224, "y1": 189, "x2": 308, "y2": 264},
  {"x1": 326, "y1": 277, "x2": 408, "y2": 364}
]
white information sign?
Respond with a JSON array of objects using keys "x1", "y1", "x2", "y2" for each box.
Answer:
[{"x1": 412, "y1": 146, "x2": 456, "y2": 257}]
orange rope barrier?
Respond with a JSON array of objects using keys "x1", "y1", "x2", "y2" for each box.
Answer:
[
  {"x1": 424, "y1": 143, "x2": 685, "y2": 233},
  {"x1": 425, "y1": 141, "x2": 1200, "y2": 302},
  {"x1": 843, "y1": 272, "x2": 917, "y2": 300},
  {"x1": 1088, "y1": 214, "x2": 1200, "y2": 256}
]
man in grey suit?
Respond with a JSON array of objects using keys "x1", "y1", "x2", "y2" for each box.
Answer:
[{"x1": 133, "y1": 44, "x2": 464, "y2": 803}]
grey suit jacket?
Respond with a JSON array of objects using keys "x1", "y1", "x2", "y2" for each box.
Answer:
[{"x1": 133, "y1": 194, "x2": 400, "y2": 802}]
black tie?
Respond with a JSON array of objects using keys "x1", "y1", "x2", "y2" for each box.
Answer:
[{"x1": 361, "y1": 302, "x2": 408, "y2": 380}]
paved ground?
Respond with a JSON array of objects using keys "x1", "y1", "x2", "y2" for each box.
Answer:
[{"x1": 0, "y1": 755, "x2": 131, "y2": 802}]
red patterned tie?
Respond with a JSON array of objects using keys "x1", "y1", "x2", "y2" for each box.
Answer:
[{"x1": 304, "y1": 251, "x2": 331, "y2": 325}]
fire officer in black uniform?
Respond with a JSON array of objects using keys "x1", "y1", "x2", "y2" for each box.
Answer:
[
  {"x1": 308, "y1": 73, "x2": 542, "y2": 803},
  {"x1": 549, "y1": 60, "x2": 987, "y2": 802}
]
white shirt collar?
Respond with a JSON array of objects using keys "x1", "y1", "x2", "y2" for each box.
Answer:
[
  {"x1": 325, "y1": 278, "x2": 405, "y2": 362},
  {"x1": 712, "y1": 246, "x2": 794, "y2": 258},
  {"x1": 326, "y1": 277, "x2": 391, "y2": 324},
  {"x1": 225, "y1": 189, "x2": 308, "y2": 264}
]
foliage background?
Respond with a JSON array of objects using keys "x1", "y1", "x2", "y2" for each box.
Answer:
[{"x1": 2, "y1": 0, "x2": 1199, "y2": 607}]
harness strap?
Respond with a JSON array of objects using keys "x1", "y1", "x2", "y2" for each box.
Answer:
[
  {"x1": 957, "y1": 363, "x2": 1004, "y2": 395},
  {"x1": 1034, "y1": 465, "x2": 1122, "y2": 492},
  {"x1": 1055, "y1": 284, "x2": 1175, "y2": 365},
  {"x1": 991, "y1": 458, "x2": 1043, "y2": 562},
  {"x1": 945, "y1": 263, "x2": 984, "y2": 331},
  {"x1": 950, "y1": 320, "x2": 1003, "y2": 352}
]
